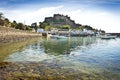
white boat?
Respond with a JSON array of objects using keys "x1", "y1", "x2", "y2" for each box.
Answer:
[
  {"x1": 51, "y1": 35, "x2": 67, "y2": 39},
  {"x1": 100, "y1": 35, "x2": 116, "y2": 39}
]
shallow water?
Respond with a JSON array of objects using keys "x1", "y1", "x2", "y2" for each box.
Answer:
[{"x1": 1, "y1": 37, "x2": 120, "y2": 79}]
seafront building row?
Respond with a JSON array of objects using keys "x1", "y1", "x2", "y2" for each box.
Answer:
[{"x1": 37, "y1": 28, "x2": 103, "y2": 36}]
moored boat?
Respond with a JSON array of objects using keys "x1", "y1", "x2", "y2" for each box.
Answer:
[
  {"x1": 100, "y1": 35, "x2": 116, "y2": 39},
  {"x1": 51, "y1": 35, "x2": 67, "y2": 39}
]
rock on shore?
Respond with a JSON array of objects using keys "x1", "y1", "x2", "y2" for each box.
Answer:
[
  {"x1": 0, "y1": 62, "x2": 120, "y2": 80},
  {"x1": 0, "y1": 26, "x2": 42, "y2": 43}
]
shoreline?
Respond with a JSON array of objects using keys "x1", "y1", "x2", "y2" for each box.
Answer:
[
  {"x1": 0, "y1": 62, "x2": 120, "y2": 80},
  {"x1": 0, "y1": 26, "x2": 42, "y2": 43}
]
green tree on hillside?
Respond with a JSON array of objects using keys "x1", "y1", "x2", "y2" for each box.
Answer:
[
  {"x1": 63, "y1": 25, "x2": 71, "y2": 29},
  {"x1": 83, "y1": 25, "x2": 93, "y2": 30},
  {"x1": 0, "y1": 13, "x2": 10, "y2": 27},
  {"x1": 56, "y1": 25, "x2": 71, "y2": 29},
  {"x1": 44, "y1": 26, "x2": 52, "y2": 31},
  {"x1": 40, "y1": 22, "x2": 49, "y2": 29},
  {"x1": 31, "y1": 23, "x2": 39, "y2": 32},
  {"x1": 11, "y1": 20, "x2": 17, "y2": 28},
  {"x1": 26, "y1": 25, "x2": 32, "y2": 31},
  {"x1": 4, "y1": 18, "x2": 10, "y2": 27},
  {"x1": 0, "y1": 13, "x2": 4, "y2": 26},
  {"x1": 0, "y1": 13, "x2": 4, "y2": 20},
  {"x1": 16, "y1": 23, "x2": 25, "y2": 30}
]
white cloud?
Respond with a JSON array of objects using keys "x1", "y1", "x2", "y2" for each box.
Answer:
[
  {"x1": 2, "y1": 5, "x2": 64, "y2": 24},
  {"x1": 1, "y1": 5, "x2": 120, "y2": 33},
  {"x1": 20, "y1": 5, "x2": 64, "y2": 19},
  {"x1": 60, "y1": 9, "x2": 120, "y2": 33}
]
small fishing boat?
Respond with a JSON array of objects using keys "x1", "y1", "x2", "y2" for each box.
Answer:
[
  {"x1": 51, "y1": 35, "x2": 67, "y2": 39},
  {"x1": 100, "y1": 34, "x2": 116, "y2": 39}
]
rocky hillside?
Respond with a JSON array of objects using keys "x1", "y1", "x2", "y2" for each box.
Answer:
[
  {"x1": 43, "y1": 14, "x2": 79, "y2": 28},
  {"x1": 40, "y1": 14, "x2": 101, "y2": 32}
]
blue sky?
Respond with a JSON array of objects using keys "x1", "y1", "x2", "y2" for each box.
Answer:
[{"x1": 0, "y1": 0, "x2": 120, "y2": 33}]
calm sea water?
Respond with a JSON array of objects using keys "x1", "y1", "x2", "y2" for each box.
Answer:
[{"x1": 2, "y1": 37, "x2": 120, "y2": 74}]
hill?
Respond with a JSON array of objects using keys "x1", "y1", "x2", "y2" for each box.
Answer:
[
  {"x1": 44, "y1": 14, "x2": 78, "y2": 28},
  {"x1": 40, "y1": 14, "x2": 96, "y2": 31}
]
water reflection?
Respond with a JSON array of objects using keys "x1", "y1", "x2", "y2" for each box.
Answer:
[
  {"x1": 44, "y1": 37, "x2": 96, "y2": 55},
  {"x1": 4, "y1": 37, "x2": 97, "y2": 62}
]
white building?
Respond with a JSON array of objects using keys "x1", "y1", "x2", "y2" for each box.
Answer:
[{"x1": 37, "y1": 28, "x2": 44, "y2": 33}]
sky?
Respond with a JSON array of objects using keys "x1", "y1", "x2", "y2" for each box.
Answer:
[{"x1": 0, "y1": 0, "x2": 120, "y2": 33}]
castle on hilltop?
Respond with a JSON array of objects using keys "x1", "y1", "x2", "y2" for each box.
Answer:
[{"x1": 44, "y1": 14, "x2": 78, "y2": 28}]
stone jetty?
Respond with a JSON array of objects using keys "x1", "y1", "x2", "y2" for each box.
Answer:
[{"x1": 0, "y1": 26, "x2": 42, "y2": 43}]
